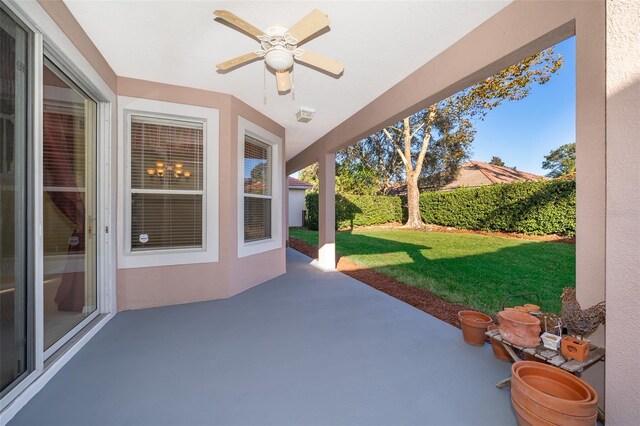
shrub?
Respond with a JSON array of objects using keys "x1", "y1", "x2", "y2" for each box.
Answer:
[
  {"x1": 419, "y1": 179, "x2": 576, "y2": 236},
  {"x1": 305, "y1": 192, "x2": 403, "y2": 230}
]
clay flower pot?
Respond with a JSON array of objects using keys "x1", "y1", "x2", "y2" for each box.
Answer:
[
  {"x1": 498, "y1": 310, "x2": 541, "y2": 347},
  {"x1": 511, "y1": 361, "x2": 598, "y2": 423},
  {"x1": 487, "y1": 324, "x2": 511, "y2": 362},
  {"x1": 524, "y1": 304, "x2": 541, "y2": 314},
  {"x1": 458, "y1": 310, "x2": 492, "y2": 346}
]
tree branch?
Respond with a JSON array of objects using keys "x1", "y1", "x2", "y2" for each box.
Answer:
[
  {"x1": 414, "y1": 106, "x2": 437, "y2": 177},
  {"x1": 403, "y1": 118, "x2": 412, "y2": 172}
]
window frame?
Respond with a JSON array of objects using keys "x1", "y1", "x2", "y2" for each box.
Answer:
[
  {"x1": 237, "y1": 117, "x2": 282, "y2": 258},
  {"x1": 118, "y1": 97, "x2": 219, "y2": 268}
]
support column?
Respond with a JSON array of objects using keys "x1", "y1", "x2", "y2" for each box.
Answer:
[{"x1": 318, "y1": 152, "x2": 336, "y2": 270}]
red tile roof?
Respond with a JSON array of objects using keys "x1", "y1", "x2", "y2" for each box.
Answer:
[
  {"x1": 288, "y1": 176, "x2": 313, "y2": 189},
  {"x1": 440, "y1": 161, "x2": 544, "y2": 190}
]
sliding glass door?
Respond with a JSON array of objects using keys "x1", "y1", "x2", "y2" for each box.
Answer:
[
  {"x1": 42, "y1": 58, "x2": 97, "y2": 352},
  {"x1": 0, "y1": 5, "x2": 31, "y2": 394}
]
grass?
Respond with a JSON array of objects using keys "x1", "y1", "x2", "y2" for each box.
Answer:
[{"x1": 289, "y1": 228, "x2": 575, "y2": 315}]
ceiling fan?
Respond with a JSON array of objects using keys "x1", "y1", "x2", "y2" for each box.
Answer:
[{"x1": 214, "y1": 9, "x2": 344, "y2": 93}]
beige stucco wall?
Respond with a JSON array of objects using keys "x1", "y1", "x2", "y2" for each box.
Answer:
[
  {"x1": 115, "y1": 79, "x2": 287, "y2": 310},
  {"x1": 605, "y1": 0, "x2": 640, "y2": 423},
  {"x1": 35, "y1": 0, "x2": 289, "y2": 312}
]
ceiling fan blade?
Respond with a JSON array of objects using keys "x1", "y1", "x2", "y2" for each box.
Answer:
[
  {"x1": 296, "y1": 50, "x2": 343, "y2": 76},
  {"x1": 275, "y1": 70, "x2": 291, "y2": 92},
  {"x1": 216, "y1": 52, "x2": 260, "y2": 71},
  {"x1": 213, "y1": 10, "x2": 264, "y2": 39},
  {"x1": 287, "y1": 9, "x2": 330, "y2": 46}
]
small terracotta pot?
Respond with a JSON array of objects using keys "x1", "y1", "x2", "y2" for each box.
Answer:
[
  {"x1": 561, "y1": 337, "x2": 590, "y2": 362},
  {"x1": 514, "y1": 306, "x2": 530, "y2": 313},
  {"x1": 524, "y1": 304, "x2": 541, "y2": 314},
  {"x1": 511, "y1": 361, "x2": 598, "y2": 418},
  {"x1": 488, "y1": 324, "x2": 511, "y2": 362},
  {"x1": 458, "y1": 310, "x2": 492, "y2": 346},
  {"x1": 498, "y1": 311, "x2": 541, "y2": 347}
]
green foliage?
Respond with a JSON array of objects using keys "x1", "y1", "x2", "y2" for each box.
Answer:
[
  {"x1": 489, "y1": 156, "x2": 506, "y2": 167},
  {"x1": 305, "y1": 192, "x2": 403, "y2": 230},
  {"x1": 289, "y1": 228, "x2": 575, "y2": 315},
  {"x1": 419, "y1": 179, "x2": 576, "y2": 236},
  {"x1": 298, "y1": 163, "x2": 319, "y2": 188},
  {"x1": 542, "y1": 142, "x2": 576, "y2": 177}
]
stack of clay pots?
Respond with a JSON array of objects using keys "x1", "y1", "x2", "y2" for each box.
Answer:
[{"x1": 511, "y1": 361, "x2": 598, "y2": 425}]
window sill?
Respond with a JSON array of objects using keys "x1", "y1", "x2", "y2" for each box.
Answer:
[
  {"x1": 238, "y1": 238, "x2": 282, "y2": 258},
  {"x1": 118, "y1": 246, "x2": 217, "y2": 269}
]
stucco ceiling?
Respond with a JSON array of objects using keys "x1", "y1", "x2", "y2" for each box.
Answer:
[{"x1": 64, "y1": 1, "x2": 510, "y2": 161}]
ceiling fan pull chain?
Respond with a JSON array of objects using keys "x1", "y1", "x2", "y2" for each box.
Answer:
[
  {"x1": 292, "y1": 67, "x2": 295, "y2": 101},
  {"x1": 263, "y1": 63, "x2": 267, "y2": 105}
]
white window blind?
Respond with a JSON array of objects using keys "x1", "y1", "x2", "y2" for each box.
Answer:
[
  {"x1": 243, "y1": 136, "x2": 272, "y2": 242},
  {"x1": 130, "y1": 115, "x2": 204, "y2": 251}
]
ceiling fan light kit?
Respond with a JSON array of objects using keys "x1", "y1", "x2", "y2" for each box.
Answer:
[{"x1": 214, "y1": 9, "x2": 343, "y2": 95}]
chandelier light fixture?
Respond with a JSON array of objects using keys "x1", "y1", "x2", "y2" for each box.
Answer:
[{"x1": 147, "y1": 161, "x2": 192, "y2": 179}]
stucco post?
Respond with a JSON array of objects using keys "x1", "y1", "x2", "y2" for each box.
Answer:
[
  {"x1": 605, "y1": 0, "x2": 640, "y2": 423},
  {"x1": 318, "y1": 152, "x2": 336, "y2": 270}
]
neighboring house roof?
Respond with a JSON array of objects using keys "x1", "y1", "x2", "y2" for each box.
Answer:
[
  {"x1": 387, "y1": 160, "x2": 544, "y2": 195},
  {"x1": 440, "y1": 160, "x2": 544, "y2": 190},
  {"x1": 288, "y1": 176, "x2": 313, "y2": 189}
]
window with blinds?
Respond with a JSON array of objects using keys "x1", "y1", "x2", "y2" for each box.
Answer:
[
  {"x1": 129, "y1": 115, "x2": 204, "y2": 251},
  {"x1": 244, "y1": 136, "x2": 272, "y2": 242}
]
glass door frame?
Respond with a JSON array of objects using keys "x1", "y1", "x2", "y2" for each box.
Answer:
[
  {"x1": 0, "y1": 0, "x2": 115, "y2": 413},
  {"x1": 41, "y1": 53, "x2": 100, "y2": 360},
  {"x1": 0, "y1": 1, "x2": 35, "y2": 400}
]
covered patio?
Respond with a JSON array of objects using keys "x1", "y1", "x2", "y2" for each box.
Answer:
[
  {"x1": 0, "y1": 0, "x2": 638, "y2": 423},
  {"x1": 9, "y1": 249, "x2": 513, "y2": 425}
]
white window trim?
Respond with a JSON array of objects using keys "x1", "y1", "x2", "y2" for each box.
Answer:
[
  {"x1": 237, "y1": 117, "x2": 282, "y2": 258},
  {"x1": 118, "y1": 97, "x2": 219, "y2": 268}
]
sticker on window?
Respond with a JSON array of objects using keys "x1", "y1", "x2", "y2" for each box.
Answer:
[
  {"x1": 69, "y1": 236, "x2": 80, "y2": 246},
  {"x1": 138, "y1": 234, "x2": 149, "y2": 244}
]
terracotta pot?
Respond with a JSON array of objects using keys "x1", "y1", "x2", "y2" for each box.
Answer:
[
  {"x1": 561, "y1": 337, "x2": 590, "y2": 362},
  {"x1": 511, "y1": 394, "x2": 555, "y2": 426},
  {"x1": 515, "y1": 306, "x2": 530, "y2": 313},
  {"x1": 511, "y1": 361, "x2": 598, "y2": 418},
  {"x1": 498, "y1": 311, "x2": 541, "y2": 347},
  {"x1": 487, "y1": 325, "x2": 511, "y2": 362},
  {"x1": 524, "y1": 304, "x2": 541, "y2": 314},
  {"x1": 458, "y1": 310, "x2": 492, "y2": 346},
  {"x1": 512, "y1": 385, "x2": 598, "y2": 426}
]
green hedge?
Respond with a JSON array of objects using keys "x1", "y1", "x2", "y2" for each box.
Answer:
[
  {"x1": 304, "y1": 179, "x2": 575, "y2": 236},
  {"x1": 305, "y1": 193, "x2": 403, "y2": 230},
  {"x1": 419, "y1": 179, "x2": 576, "y2": 236}
]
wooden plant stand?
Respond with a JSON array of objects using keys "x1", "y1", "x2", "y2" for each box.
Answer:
[{"x1": 485, "y1": 328, "x2": 605, "y2": 389}]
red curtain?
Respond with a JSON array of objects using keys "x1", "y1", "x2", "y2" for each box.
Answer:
[{"x1": 43, "y1": 111, "x2": 86, "y2": 312}]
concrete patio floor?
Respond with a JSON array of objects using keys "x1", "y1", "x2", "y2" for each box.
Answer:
[{"x1": 10, "y1": 248, "x2": 515, "y2": 425}]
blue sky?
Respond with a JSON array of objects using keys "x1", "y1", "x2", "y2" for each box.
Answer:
[
  {"x1": 469, "y1": 37, "x2": 575, "y2": 175},
  {"x1": 291, "y1": 37, "x2": 575, "y2": 179}
]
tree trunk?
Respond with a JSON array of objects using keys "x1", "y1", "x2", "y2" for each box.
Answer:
[{"x1": 404, "y1": 173, "x2": 424, "y2": 228}]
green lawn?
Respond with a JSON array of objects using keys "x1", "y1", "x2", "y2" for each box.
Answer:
[{"x1": 289, "y1": 228, "x2": 575, "y2": 315}]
